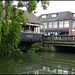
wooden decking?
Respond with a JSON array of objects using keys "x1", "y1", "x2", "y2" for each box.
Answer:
[
  {"x1": 42, "y1": 35, "x2": 75, "y2": 51},
  {"x1": 43, "y1": 35, "x2": 75, "y2": 47}
]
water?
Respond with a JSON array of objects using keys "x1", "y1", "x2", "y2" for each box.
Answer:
[{"x1": 0, "y1": 52, "x2": 75, "y2": 74}]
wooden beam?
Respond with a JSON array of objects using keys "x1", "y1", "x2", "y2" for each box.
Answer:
[
  {"x1": 44, "y1": 25, "x2": 45, "y2": 34},
  {"x1": 27, "y1": 23, "x2": 40, "y2": 27}
]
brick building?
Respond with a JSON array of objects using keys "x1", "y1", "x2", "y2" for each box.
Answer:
[{"x1": 38, "y1": 11, "x2": 75, "y2": 36}]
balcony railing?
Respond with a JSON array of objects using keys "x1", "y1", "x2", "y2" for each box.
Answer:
[{"x1": 44, "y1": 35, "x2": 75, "y2": 42}]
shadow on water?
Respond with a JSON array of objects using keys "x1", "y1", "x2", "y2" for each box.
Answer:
[
  {"x1": 55, "y1": 46, "x2": 75, "y2": 53},
  {"x1": 0, "y1": 52, "x2": 42, "y2": 74},
  {"x1": 0, "y1": 56, "x2": 22, "y2": 74}
]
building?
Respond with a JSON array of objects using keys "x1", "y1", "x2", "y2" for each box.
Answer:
[
  {"x1": 38, "y1": 11, "x2": 75, "y2": 36},
  {"x1": 21, "y1": 10, "x2": 45, "y2": 34},
  {"x1": 20, "y1": 10, "x2": 45, "y2": 42},
  {"x1": 3, "y1": 9, "x2": 45, "y2": 42}
]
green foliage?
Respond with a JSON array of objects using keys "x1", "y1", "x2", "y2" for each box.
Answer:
[
  {"x1": 27, "y1": 1, "x2": 37, "y2": 13},
  {"x1": 27, "y1": 43, "x2": 43, "y2": 53},
  {"x1": 0, "y1": 1, "x2": 49, "y2": 56},
  {"x1": 20, "y1": 46, "x2": 26, "y2": 51},
  {"x1": 17, "y1": 0, "x2": 49, "y2": 13},
  {"x1": 28, "y1": 53, "x2": 42, "y2": 62},
  {"x1": 18, "y1": 1, "x2": 24, "y2": 7},
  {"x1": 0, "y1": 1, "x2": 26, "y2": 56}
]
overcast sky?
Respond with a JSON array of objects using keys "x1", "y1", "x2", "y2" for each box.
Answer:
[
  {"x1": 13, "y1": 1, "x2": 75, "y2": 17},
  {"x1": 34, "y1": 1, "x2": 75, "y2": 17}
]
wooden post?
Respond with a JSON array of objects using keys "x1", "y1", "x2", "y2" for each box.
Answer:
[
  {"x1": 29, "y1": 23, "x2": 31, "y2": 33},
  {"x1": 44, "y1": 25, "x2": 45, "y2": 34}
]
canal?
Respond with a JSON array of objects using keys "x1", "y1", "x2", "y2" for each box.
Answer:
[{"x1": 0, "y1": 51, "x2": 75, "y2": 74}]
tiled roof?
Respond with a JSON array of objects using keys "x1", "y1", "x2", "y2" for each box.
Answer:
[
  {"x1": 24, "y1": 10, "x2": 41, "y2": 24},
  {"x1": 38, "y1": 11, "x2": 75, "y2": 22}
]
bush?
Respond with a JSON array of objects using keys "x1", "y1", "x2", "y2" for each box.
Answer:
[{"x1": 27, "y1": 43, "x2": 43, "y2": 53}]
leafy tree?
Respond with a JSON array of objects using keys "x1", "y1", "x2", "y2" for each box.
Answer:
[{"x1": 0, "y1": 0, "x2": 49, "y2": 56}]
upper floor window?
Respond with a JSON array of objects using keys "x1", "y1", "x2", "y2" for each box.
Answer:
[
  {"x1": 43, "y1": 23, "x2": 47, "y2": 28},
  {"x1": 48, "y1": 22, "x2": 52, "y2": 28},
  {"x1": 73, "y1": 14, "x2": 75, "y2": 17},
  {"x1": 73, "y1": 21, "x2": 75, "y2": 28},
  {"x1": 51, "y1": 14, "x2": 57, "y2": 17},
  {"x1": 64, "y1": 21, "x2": 69, "y2": 27},
  {"x1": 42, "y1": 15, "x2": 47, "y2": 18},
  {"x1": 53, "y1": 22, "x2": 57, "y2": 28},
  {"x1": 59, "y1": 21, "x2": 64, "y2": 28}
]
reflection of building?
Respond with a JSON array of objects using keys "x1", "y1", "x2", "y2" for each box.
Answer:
[{"x1": 38, "y1": 11, "x2": 75, "y2": 36}]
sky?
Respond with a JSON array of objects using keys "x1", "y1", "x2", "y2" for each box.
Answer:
[
  {"x1": 34, "y1": 1, "x2": 75, "y2": 17},
  {"x1": 13, "y1": 1, "x2": 75, "y2": 17}
]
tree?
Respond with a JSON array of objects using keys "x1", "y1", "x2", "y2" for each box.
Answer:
[{"x1": 0, "y1": 0, "x2": 49, "y2": 56}]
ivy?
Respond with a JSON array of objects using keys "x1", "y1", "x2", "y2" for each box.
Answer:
[{"x1": 0, "y1": 1, "x2": 49, "y2": 56}]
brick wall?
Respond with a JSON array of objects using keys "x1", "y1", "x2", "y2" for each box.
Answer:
[
  {"x1": 69, "y1": 21, "x2": 72, "y2": 35},
  {"x1": 41, "y1": 21, "x2": 69, "y2": 30}
]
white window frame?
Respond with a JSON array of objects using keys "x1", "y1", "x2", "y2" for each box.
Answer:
[
  {"x1": 51, "y1": 14, "x2": 57, "y2": 17},
  {"x1": 49, "y1": 22, "x2": 52, "y2": 28},
  {"x1": 48, "y1": 32, "x2": 50, "y2": 35},
  {"x1": 73, "y1": 14, "x2": 75, "y2": 17},
  {"x1": 53, "y1": 22, "x2": 57, "y2": 28},
  {"x1": 64, "y1": 21, "x2": 69, "y2": 27},
  {"x1": 53, "y1": 32, "x2": 57, "y2": 35},
  {"x1": 59, "y1": 21, "x2": 64, "y2": 28},
  {"x1": 45, "y1": 33, "x2": 47, "y2": 36},
  {"x1": 42, "y1": 15, "x2": 47, "y2": 18},
  {"x1": 73, "y1": 21, "x2": 75, "y2": 28}
]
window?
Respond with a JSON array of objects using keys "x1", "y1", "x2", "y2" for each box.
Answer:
[
  {"x1": 49, "y1": 22, "x2": 52, "y2": 28},
  {"x1": 73, "y1": 21, "x2": 75, "y2": 28},
  {"x1": 50, "y1": 32, "x2": 53, "y2": 35},
  {"x1": 55, "y1": 32, "x2": 57, "y2": 35},
  {"x1": 48, "y1": 32, "x2": 50, "y2": 35},
  {"x1": 59, "y1": 21, "x2": 64, "y2": 28},
  {"x1": 73, "y1": 14, "x2": 75, "y2": 17},
  {"x1": 51, "y1": 14, "x2": 57, "y2": 17},
  {"x1": 41, "y1": 25, "x2": 44, "y2": 29},
  {"x1": 53, "y1": 22, "x2": 57, "y2": 28},
  {"x1": 42, "y1": 15, "x2": 47, "y2": 18},
  {"x1": 43, "y1": 23, "x2": 47, "y2": 28},
  {"x1": 64, "y1": 21, "x2": 69, "y2": 27},
  {"x1": 45, "y1": 33, "x2": 47, "y2": 36}
]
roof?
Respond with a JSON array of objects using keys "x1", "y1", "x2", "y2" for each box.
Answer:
[
  {"x1": 3, "y1": 9, "x2": 42, "y2": 25},
  {"x1": 24, "y1": 10, "x2": 41, "y2": 24},
  {"x1": 38, "y1": 11, "x2": 75, "y2": 22}
]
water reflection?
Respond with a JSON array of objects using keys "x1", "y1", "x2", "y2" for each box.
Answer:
[
  {"x1": 40, "y1": 52, "x2": 75, "y2": 74},
  {"x1": 24, "y1": 52, "x2": 75, "y2": 74},
  {"x1": 0, "y1": 52, "x2": 75, "y2": 74},
  {"x1": 0, "y1": 57, "x2": 22, "y2": 74},
  {"x1": 0, "y1": 53, "x2": 42, "y2": 74}
]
